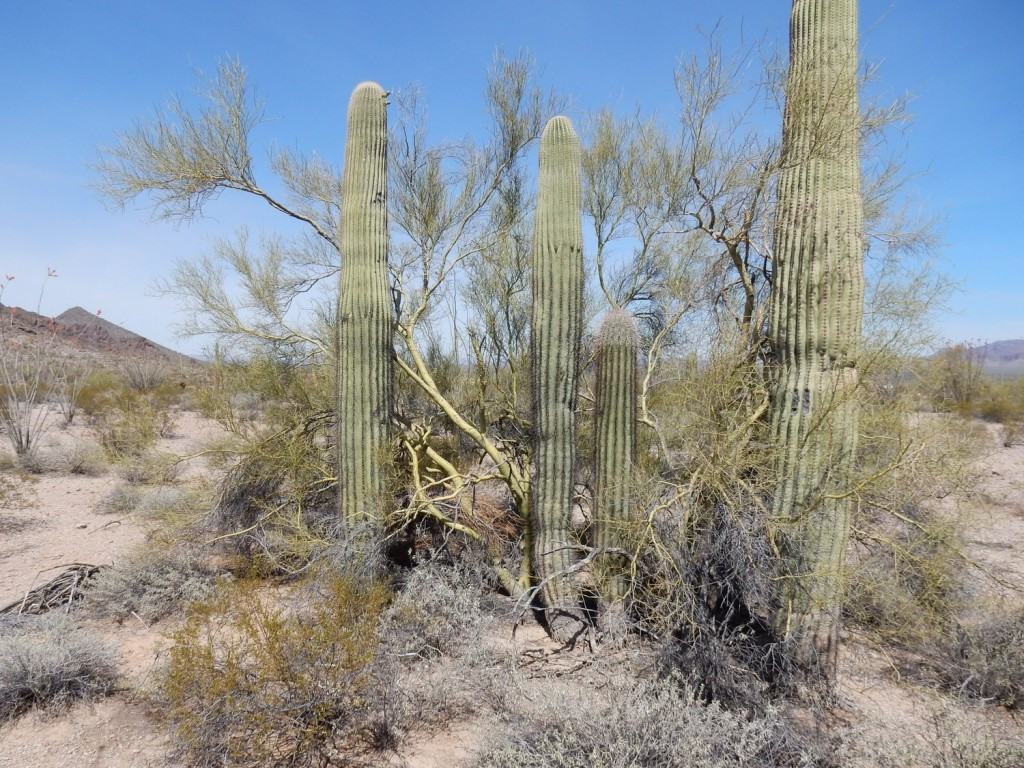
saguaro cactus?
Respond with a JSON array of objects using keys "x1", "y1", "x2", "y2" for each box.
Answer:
[
  {"x1": 593, "y1": 308, "x2": 639, "y2": 604},
  {"x1": 337, "y1": 82, "x2": 392, "y2": 524},
  {"x1": 531, "y1": 116, "x2": 585, "y2": 640},
  {"x1": 768, "y1": 0, "x2": 864, "y2": 674}
]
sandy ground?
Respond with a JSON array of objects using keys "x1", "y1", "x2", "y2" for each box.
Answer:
[
  {"x1": 1, "y1": 413, "x2": 1022, "y2": 766},
  {"x1": 0, "y1": 410, "x2": 223, "y2": 608},
  {"x1": 836, "y1": 423, "x2": 1024, "y2": 749},
  {"x1": 0, "y1": 408, "x2": 223, "y2": 768}
]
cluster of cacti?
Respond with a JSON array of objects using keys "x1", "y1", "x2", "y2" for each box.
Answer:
[
  {"x1": 768, "y1": 0, "x2": 864, "y2": 671},
  {"x1": 337, "y1": 81, "x2": 393, "y2": 524},
  {"x1": 530, "y1": 116, "x2": 586, "y2": 639},
  {"x1": 328, "y1": 0, "x2": 864, "y2": 660},
  {"x1": 593, "y1": 308, "x2": 639, "y2": 603}
]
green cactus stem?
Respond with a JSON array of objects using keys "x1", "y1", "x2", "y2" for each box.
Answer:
[
  {"x1": 531, "y1": 116, "x2": 586, "y2": 641},
  {"x1": 768, "y1": 0, "x2": 864, "y2": 675},
  {"x1": 593, "y1": 308, "x2": 639, "y2": 604},
  {"x1": 337, "y1": 81, "x2": 393, "y2": 524}
]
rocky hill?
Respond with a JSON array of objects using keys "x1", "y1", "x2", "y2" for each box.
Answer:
[
  {"x1": 0, "y1": 303, "x2": 196, "y2": 368},
  {"x1": 976, "y1": 339, "x2": 1024, "y2": 378}
]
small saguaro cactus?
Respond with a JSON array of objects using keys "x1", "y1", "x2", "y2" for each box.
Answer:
[
  {"x1": 768, "y1": 0, "x2": 864, "y2": 675},
  {"x1": 593, "y1": 308, "x2": 639, "y2": 604},
  {"x1": 337, "y1": 81, "x2": 393, "y2": 524},
  {"x1": 531, "y1": 115, "x2": 585, "y2": 641}
]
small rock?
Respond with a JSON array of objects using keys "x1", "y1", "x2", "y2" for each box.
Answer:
[{"x1": 76, "y1": 523, "x2": 88, "y2": 529}]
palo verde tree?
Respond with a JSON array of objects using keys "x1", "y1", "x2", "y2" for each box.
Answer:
[{"x1": 768, "y1": 0, "x2": 865, "y2": 674}]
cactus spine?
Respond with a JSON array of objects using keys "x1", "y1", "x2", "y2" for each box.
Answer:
[
  {"x1": 769, "y1": 0, "x2": 864, "y2": 673},
  {"x1": 593, "y1": 309, "x2": 639, "y2": 604},
  {"x1": 531, "y1": 116, "x2": 585, "y2": 640},
  {"x1": 337, "y1": 82, "x2": 392, "y2": 524}
]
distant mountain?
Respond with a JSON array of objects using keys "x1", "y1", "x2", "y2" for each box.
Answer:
[
  {"x1": 0, "y1": 304, "x2": 196, "y2": 368},
  {"x1": 976, "y1": 339, "x2": 1024, "y2": 378}
]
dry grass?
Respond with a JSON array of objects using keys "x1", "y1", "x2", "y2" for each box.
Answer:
[
  {"x1": 0, "y1": 614, "x2": 118, "y2": 721},
  {"x1": 931, "y1": 611, "x2": 1024, "y2": 709},
  {"x1": 50, "y1": 440, "x2": 108, "y2": 476},
  {"x1": 85, "y1": 546, "x2": 223, "y2": 623},
  {"x1": 473, "y1": 673, "x2": 821, "y2": 768}
]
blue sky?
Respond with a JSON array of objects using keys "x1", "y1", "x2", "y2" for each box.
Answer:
[{"x1": 1, "y1": 0, "x2": 1021, "y2": 353}]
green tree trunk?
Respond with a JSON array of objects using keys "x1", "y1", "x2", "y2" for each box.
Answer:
[
  {"x1": 337, "y1": 82, "x2": 393, "y2": 524},
  {"x1": 769, "y1": 0, "x2": 864, "y2": 676}
]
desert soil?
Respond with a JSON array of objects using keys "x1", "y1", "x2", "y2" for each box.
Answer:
[{"x1": 1, "y1": 413, "x2": 1022, "y2": 766}]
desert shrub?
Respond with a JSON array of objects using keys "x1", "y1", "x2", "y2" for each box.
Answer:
[
  {"x1": 92, "y1": 390, "x2": 163, "y2": 458},
  {"x1": 975, "y1": 379, "x2": 1024, "y2": 425},
  {"x1": 76, "y1": 369, "x2": 125, "y2": 417},
  {"x1": 921, "y1": 729, "x2": 1024, "y2": 768},
  {"x1": 999, "y1": 421, "x2": 1021, "y2": 448},
  {"x1": 120, "y1": 357, "x2": 170, "y2": 391},
  {"x1": 839, "y1": 711, "x2": 1024, "y2": 768},
  {"x1": 935, "y1": 611, "x2": 1024, "y2": 708},
  {"x1": 973, "y1": 379, "x2": 1024, "y2": 447},
  {"x1": 379, "y1": 560, "x2": 489, "y2": 661},
  {"x1": 137, "y1": 485, "x2": 199, "y2": 519},
  {"x1": 927, "y1": 344, "x2": 988, "y2": 415},
  {"x1": 159, "y1": 575, "x2": 396, "y2": 768},
  {"x1": 390, "y1": 646, "x2": 513, "y2": 733},
  {"x1": 316, "y1": 521, "x2": 388, "y2": 584},
  {"x1": 474, "y1": 674, "x2": 819, "y2": 768},
  {"x1": 0, "y1": 474, "x2": 34, "y2": 512},
  {"x1": 847, "y1": 374, "x2": 983, "y2": 648},
  {"x1": 845, "y1": 506, "x2": 964, "y2": 646},
  {"x1": 86, "y1": 547, "x2": 222, "y2": 622},
  {"x1": 632, "y1": 493, "x2": 791, "y2": 709},
  {"x1": 53, "y1": 363, "x2": 95, "y2": 426},
  {"x1": 0, "y1": 614, "x2": 118, "y2": 721},
  {"x1": 619, "y1": 343, "x2": 807, "y2": 705},
  {"x1": 208, "y1": 443, "x2": 338, "y2": 575},
  {"x1": 189, "y1": 354, "x2": 352, "y2": 575},
  {"x1": 14, "y1": 447, "x2": 50, "y2": 474},
  {"x1": 85, "y1": 367, "x2": 179, "y2": 459},
  {"x1": 921, "y1": 739, "x2": 1024, "y2": 768},
  {"x1": 51, "y1": 440, "x2": 107, "y2": 475},
  {"x1": 118, "y1": 450, "x2": 182, "y2": 485},
  {"x1": 94, "y1": 484, "x2": 141, "y2": 515}
]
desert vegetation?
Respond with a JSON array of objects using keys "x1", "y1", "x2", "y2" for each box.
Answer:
[{"x1": 1, "y1": 1, "x2": 1023, "y2": 766}]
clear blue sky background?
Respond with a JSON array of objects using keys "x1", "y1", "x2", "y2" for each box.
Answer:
[{"x1": 1, "y1": 1, "x2": 1021, "y2": 354}]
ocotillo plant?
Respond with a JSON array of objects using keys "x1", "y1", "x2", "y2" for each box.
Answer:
[
  {"x1": 768, "y1": 0, "x2": 864, "y2": 675},
  {"x1": 337, "y1": 82, "x2": 392, "y2": 524},
  {"x1": 593, "y1": 308, "x2": 639, "y2": 604},
  {"x1": 531, "y1": 116, "x2": 585, "y2": 640}
]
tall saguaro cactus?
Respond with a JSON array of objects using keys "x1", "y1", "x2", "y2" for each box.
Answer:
[
  {"x1": 593, "y1": 309, "x2": 639, "y2": 604},
  {"x1": 531, "y1": 116, "x2": 585, "y2": 640},
  {"x1": 769, "y1": 0, "x2": 864, "y2": 674},
  {"x1": 337, "y1": 82, "x2": 392, "y2": 524}
]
